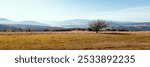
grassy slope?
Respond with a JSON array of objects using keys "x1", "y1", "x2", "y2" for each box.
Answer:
[{"x1": 0, "y1": 32, "x2": 150, "y2": 50}]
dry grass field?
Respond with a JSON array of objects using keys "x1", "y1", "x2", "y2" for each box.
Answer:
[{"x1": 0, "y1": 31, "x2": 150, "y2": 50}]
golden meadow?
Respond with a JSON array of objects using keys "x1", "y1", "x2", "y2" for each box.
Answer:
[{"x1": 0, "y1": 31, "x2": 149, "y2": 50}]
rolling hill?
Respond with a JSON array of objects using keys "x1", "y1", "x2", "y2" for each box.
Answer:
[{"x1": 0, "y1": 18, "x2": 150, "y2": 31}]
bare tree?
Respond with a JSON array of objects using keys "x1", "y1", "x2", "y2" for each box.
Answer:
[
  {"x1": 89, "y1": 20, "x2": 107, "y2": 33},
  {"x1": 26, "y1": 29, "x2": 32, "y2": 32}
]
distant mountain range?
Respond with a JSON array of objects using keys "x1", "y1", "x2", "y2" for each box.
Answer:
[
  {"x1": 0, "y1": 18, "x2": 58, "y2": 31},
  {"x1": 0, "y1": 18, "x2": 150, "y2": 31},
  {"x1": 46, "y1": 19, "x2": 150, "y2": 31},
  {"x1": 0, "y1": 18, "x2": 48, "y2": 26},
  {"x1": 46, "y1": 19, "x2": 150, "y2": 27}
]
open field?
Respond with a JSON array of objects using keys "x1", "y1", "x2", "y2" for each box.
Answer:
[{"x1": 0, "y1": 31, "x2": 150, "y2": 50}]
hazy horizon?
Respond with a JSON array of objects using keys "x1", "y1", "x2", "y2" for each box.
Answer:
[{"x1": 0, "y1": 0, "x2": 150, "y2": 22}]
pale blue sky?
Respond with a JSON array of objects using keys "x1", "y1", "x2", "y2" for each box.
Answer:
[{"x1": 0, "y1": 0, "x2": 150, "y2": 22}]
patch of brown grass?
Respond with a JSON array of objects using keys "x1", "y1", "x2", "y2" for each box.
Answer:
[{"x1": 0, "y1": 31, "x2": 149, "y2": 50}]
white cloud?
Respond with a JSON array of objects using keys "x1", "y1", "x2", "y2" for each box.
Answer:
[{"x1": 87, "y1": 5, "x2": 150, "y2": 22}]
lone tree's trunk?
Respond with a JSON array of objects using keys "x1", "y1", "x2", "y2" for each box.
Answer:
[
  {"x1": 96, "y1": 31, "x2": 98, "y2": 33},
  {"x1": 89, "y1": 20, "x2": 107, "y2": 33}
]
